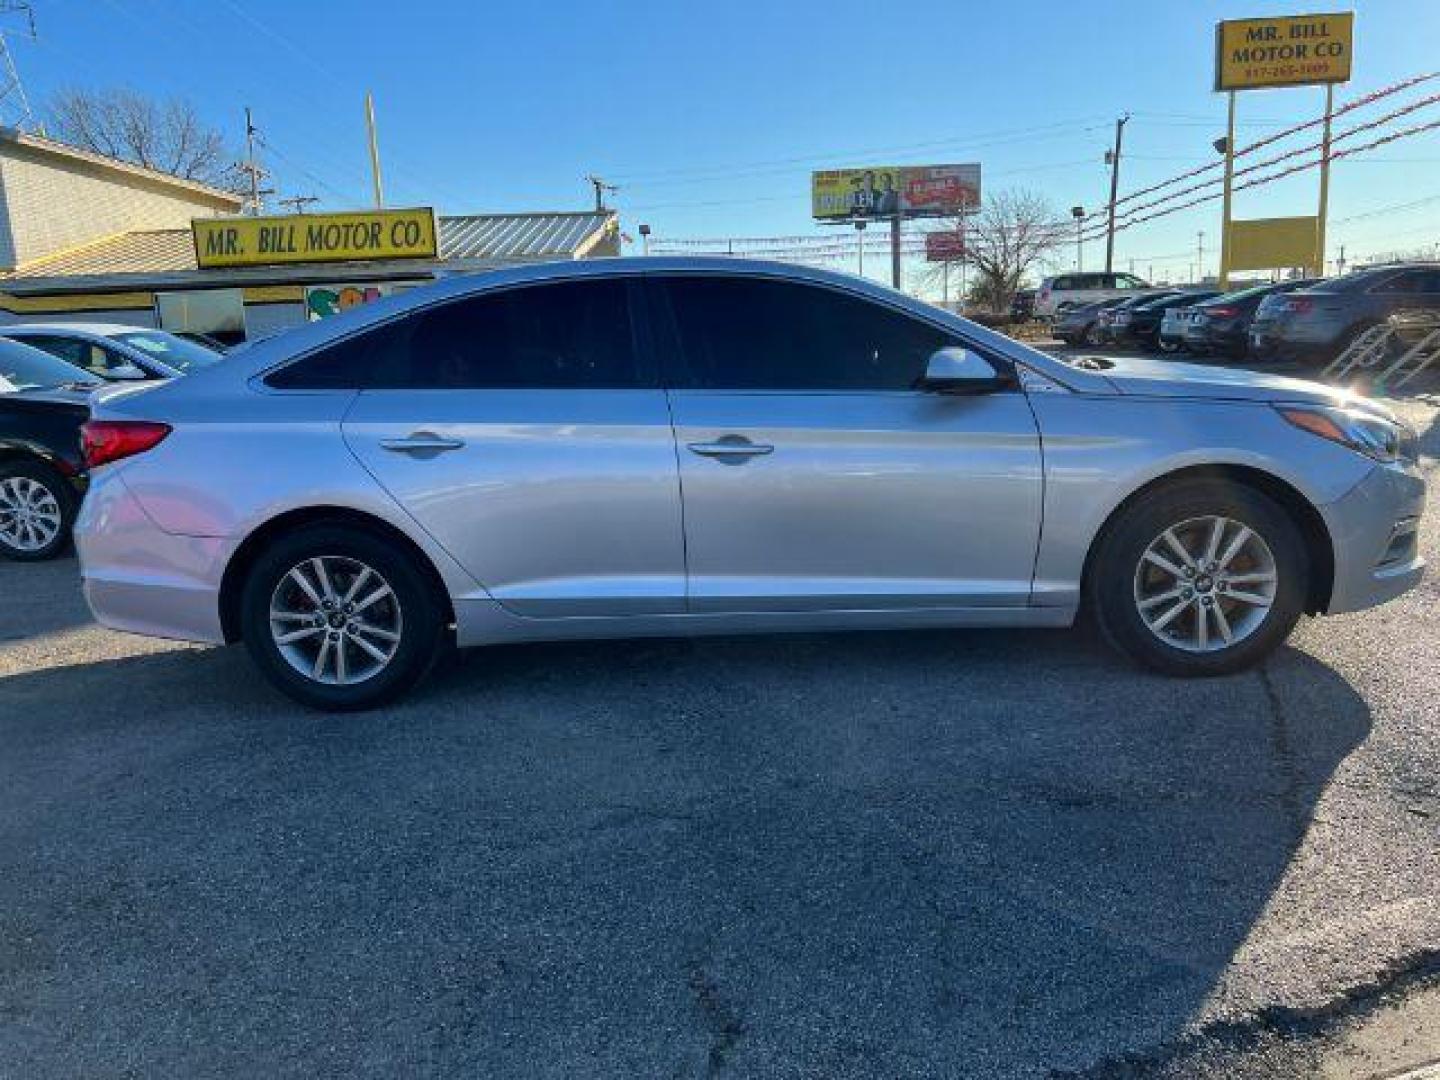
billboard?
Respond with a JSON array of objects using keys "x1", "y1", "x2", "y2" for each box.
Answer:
[
  {"x1": 924, "y1": 231, "x2": 967, "y2": 263},
  {"x1": 1215, "y1": 12, "x2": 1353, "y2": 91},
  {"x1": 193, "y1": 208, "x2": 438, "y2": 269},
  {"x1": 1227, "y1": 216, "x2": 1320, "y2": 272},
  {"x1": 812, "y1": 164, "x2": 981, "y2": 221}
]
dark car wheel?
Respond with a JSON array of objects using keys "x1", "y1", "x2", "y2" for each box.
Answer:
[
  {"x1": 240, "y1": 525, "x2": 447, "y2": 711},
  {"x1": 1157, "y1": 337, "x2": 1182, "y2": 354},
  {"x1": 1082, "y1": 323, "x2": 1102, "y2": 346},
  {"x1": 1087, "y1": 481, "x2": 1309, "y2": 677},
  {"x1": 0, "y1": 459, "x2": 76, "y2": 561}
]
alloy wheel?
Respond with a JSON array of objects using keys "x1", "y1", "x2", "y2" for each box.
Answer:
[
  {"x1": 268, "y1": 556, "x2": 403, "y2": 685},
  {"x1": 0, "y1": 476, "x2": 63, "y2": 553},
  {"x1": 1132, "y1": 515, "x2": 1278, "y2": 653}
]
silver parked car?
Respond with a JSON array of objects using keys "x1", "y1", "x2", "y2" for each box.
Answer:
[
  {"x1": 1, "y1": 323, "x2": 222, "y2": 381},
  {"x1": 75, "y1": 259, "x2": 1426, "y2": 710}
]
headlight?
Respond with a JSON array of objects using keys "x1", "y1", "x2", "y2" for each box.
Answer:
[{"x1": 1275, "y1": 404, "x2": 1417, "y2": 464}]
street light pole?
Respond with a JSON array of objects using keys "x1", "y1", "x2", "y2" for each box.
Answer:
[{"x1": 1070, "y1": 206, "x2": 1085, "y2": 272}]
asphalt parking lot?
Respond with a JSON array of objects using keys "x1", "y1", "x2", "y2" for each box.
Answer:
[{"x1": 1, "y1": 380, "x2": 1438, "y2": 1079}]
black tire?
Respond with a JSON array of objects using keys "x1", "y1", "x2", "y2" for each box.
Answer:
[
  {"x1": 1086, "y1": 480, "x2": 1309, "y2": 677},
  {"x1": 1082, "y1": 322, "x2": 1102, "y2": 346},
  {"x1": 0, "y1": 458, "x2": 76, "y2": 561},
  {"x1": 240, "y1": 524, "x2": 446, "y2": 711},
  {"x1": 1157, "y1": 337, "x2": 1182, "y2": 354}
]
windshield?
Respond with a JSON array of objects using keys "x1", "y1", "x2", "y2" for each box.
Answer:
[
  {"x1": 0, "y1": 337, "x2": 100, "y2": 392},
  {"x1": 114, "y1": 330, "x2": 221, "y2": 373}
]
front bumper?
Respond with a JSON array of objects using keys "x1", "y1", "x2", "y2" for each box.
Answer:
[
  {"x1": 74, "y1": 468, "x2": 228, "y2": 644},
  {"x1": 1321, "y1": 461, "x2": 1427, "y2": 614}
]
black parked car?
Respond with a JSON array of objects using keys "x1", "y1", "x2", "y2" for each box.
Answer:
[
  {"x1": 1185, "y1": 279, "x2": 1322, "y2": 359},
  {"x1": 1118, "y1": 290, "x2": 1221, "y2": 352},
  {"x1": 0, "y1": 338, "x2": 101, "y2": 560},
  {"x1": 1053, "y1": 297, "x2": 1125, "y2": 346},
  {"x1": 1249, "y1": 265, "x2": 1440, "y2": 364},
  {"x1": 1098, "y1": 290, "x2": 1180, "y2": 346}
]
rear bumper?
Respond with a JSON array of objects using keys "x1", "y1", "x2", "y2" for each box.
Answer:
[
  {"x1": 1321, "y1": 462, "x2": 1427, "y2": 615},
  {"x1": 74, "y1": 469, "x2": 228, "y2": 644}
]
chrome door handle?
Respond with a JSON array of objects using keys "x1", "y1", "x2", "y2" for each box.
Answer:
[
  {"x1": 379, "y1": 433, "x2": 465, "y2": 454},
  {"x1": 687, "y1": 437, "x2": 774, "y2": 461}
]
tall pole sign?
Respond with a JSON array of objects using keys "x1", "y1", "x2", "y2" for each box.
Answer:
[{"x1": 1213, "y1": 12, "x2": 1354, "y2": 285}]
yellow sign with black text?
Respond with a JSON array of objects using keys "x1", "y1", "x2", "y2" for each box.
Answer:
[
  {"x1": 1215, "y1": 12, "x2": 1353, "y2": 91},
  {"x1": 192, "y1": 208, "x2": 438, "y2": 269}
]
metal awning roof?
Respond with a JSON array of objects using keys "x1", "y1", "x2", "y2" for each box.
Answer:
[{"x1": 0, "y1": 211, "x2": 618, "y2": 294}]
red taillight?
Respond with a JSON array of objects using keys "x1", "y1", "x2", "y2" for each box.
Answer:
[
  {"x1": 80, "y1": 420, "x2": 171, "y2": 468},
  {"x1": 1205, "y1": 306, "x2": 1239, "y2": 318},
  {"x1": 1285, "y1": 297, "x2": 1315, "y2": 314}
]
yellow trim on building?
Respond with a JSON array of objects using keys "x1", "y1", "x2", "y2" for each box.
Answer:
[
  {"x1": 0, "y1": 290, "x2": 156, "y2": 313},
  {"x1": 241, "y1": 285, "x2": 305, "y2": 303}
]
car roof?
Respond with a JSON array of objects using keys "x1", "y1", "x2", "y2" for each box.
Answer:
[{"x1": 117, "y1": 256, "x2": 1092, "y2": 395}]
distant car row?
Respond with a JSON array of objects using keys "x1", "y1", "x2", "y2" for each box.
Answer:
[
  {"x1": 0, "y1": 325, "x2": 222, "y2": 559},
  {"x1": 1044, "y1": 262, "x2": 1440, "y2": 365}
]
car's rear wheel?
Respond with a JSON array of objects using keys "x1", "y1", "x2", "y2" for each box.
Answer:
[
  {"x1": 1083, "y1": 322, "x2": 1102, "y2": 346},
  {"x1": 240, "y1": 525, "x2": 446, "y2": 710},
  {"x1": 0, "y1": 459, "x2": 74, "y2": 561},
  {"x1": 1157, "y1": 337, "x2": 1182, "y2": 354},
  {"x1": 1087, "y1": 481, "x2": 1309, "y2": 676}
]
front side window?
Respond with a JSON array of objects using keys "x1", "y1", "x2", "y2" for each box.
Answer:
[
  {"x1": 268, "y1": 279, "x2": 646, "y2": 391},
  {"x1": 659, "y1": 276, "x2": 957, "y2": 392}
]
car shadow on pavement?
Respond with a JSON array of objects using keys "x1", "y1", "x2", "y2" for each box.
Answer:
[{"x1": 0, "y1": 627, "x2": 1371, "y2": 1077}]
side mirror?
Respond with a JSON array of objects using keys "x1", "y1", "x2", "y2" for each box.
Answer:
[{"x1": 919, "y1": 347, "x2": 1007, "y2": 394}]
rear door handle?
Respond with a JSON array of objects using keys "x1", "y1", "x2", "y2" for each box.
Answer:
[{"x1": 379, "y1": 432, "x2": 465, "y2": 455}]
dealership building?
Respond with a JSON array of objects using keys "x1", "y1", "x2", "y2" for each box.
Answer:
[{"x1": 0, "y1": 127, "x2": 621, "y2": 341}]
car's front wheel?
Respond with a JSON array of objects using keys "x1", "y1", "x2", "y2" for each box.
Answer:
[
  {"x1": 239, "y1": 525, "x2": 446, "y2": 710},
  {"x1": 0, "y1": 459, "x2": 75, "y2": 561},
  {"x1": 1088, "y1": 481, "x2": 1309, "y2": 676}
]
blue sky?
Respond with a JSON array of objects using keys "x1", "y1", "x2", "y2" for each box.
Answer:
[{"x1": 12, "y1": 0, "x2": 1440, "y2": 290}]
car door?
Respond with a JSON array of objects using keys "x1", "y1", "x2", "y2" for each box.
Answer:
[
  {"x1": 339, "y1": 276, "x2": 687, "y2": 616},
  {"x1": 651, "y1": 273, "x2": 1044, "y2": 613}
]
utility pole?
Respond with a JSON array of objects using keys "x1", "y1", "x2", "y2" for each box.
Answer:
[
  {"x1": 278, "y1": 194, "x2": 319, "y2": 215},
  {"x1": 365, "y1": 91, "x2": 384, "y2": 209},
  {"x1": 1336, "y1": 244, "x2": 1346, "y2": 276},
  {"x1": 1104, "y1": 114, "x2": 1128, "y2": 274},
  {"x1": 1070, "y1": 206, "x2": 1085, "y2": 272},
  {"x1": 586, "y1": 174, "x2": 617, "y2": 212},
  {"x1": 238, "y1": 107, "x2": 273, "y2": 215},
  {"x1": 1197, "y1": 231, "x2": 1205, "y2": 281}
]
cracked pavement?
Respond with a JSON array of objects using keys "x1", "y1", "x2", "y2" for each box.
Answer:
[{"x1": 0, "y1": 394, "x2": 1435, "y2": 1079}]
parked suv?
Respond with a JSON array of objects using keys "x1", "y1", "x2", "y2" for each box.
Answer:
[
  {"x1": 1035, "y1": 271, "x2": 1150, "y2": 318},
  {"x1": 1185, "y1": 279, "x2": 1321, "y2": 358},
  {"x1": 1249, "y1": 265, "x2": 1440, "y2": 364},
  {"x1": 76, "y1": 259, "x2": 1425, "y2": 710}
]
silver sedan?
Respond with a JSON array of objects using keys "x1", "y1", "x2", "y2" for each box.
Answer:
[{"x1": 74, "y1": 259, "x2": 1426, "y2": 710}]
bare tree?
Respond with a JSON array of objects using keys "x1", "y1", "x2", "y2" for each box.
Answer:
[
  {"x1": 923, "y1": 189, "x2": 1063, "y2": 318},
  {"x1": 45, "y1": 87, "x2": 237, "y2": 187}
]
